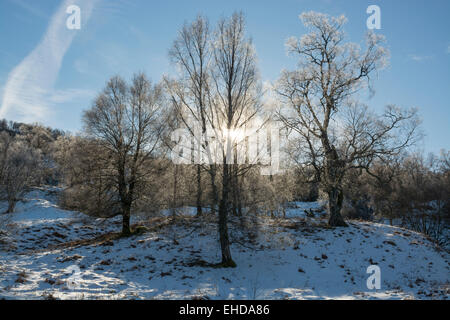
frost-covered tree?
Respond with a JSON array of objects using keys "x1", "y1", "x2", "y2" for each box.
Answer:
[
  {"x1": 207, "y1": 12, "x2": 263, "y2": 267},
  {"x1": 83, "y1": 73, "x2": 166, "y2": 235},
  {"x1": 276, "y1": 12, "x2": 420, "y2": 226},
  {"x1": 166, "y1": 15, "x2": 217, "y2": 216},
  {"x1": 167, "y1": 12, "x2": 263, "y2": 267},
  {"x1": 0, "y1": 132, "x2": 41, "y2": 213},
  {"x1": 54, "y1": 135, "x2": 119, "y2": 217}
]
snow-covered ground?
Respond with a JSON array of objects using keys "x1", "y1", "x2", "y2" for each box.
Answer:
[{"x1": 0, "y1": 188, "x2": 448, "y2": 300}]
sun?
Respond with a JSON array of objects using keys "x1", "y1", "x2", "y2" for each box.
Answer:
[{"x1": 223, "y1": 128, "x2": 246, "y2": 144}]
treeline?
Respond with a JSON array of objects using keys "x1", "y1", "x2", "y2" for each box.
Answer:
[
  {"x1": 0, "y1": 12, "x2": 449, "y2": 263},
  {"x1": 0, "y1": 118, "x2": 448, "y2": 248},
  {"x1": 0, "y1": 120, "x2": 65, "y2": 212},
  {"x1": 0, "y1": 119, "x2": 65, "y2": 139}
]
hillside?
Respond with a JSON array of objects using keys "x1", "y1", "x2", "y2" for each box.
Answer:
[{"x1": 0, "y1": 188, "x2": 448, "y2": 300}]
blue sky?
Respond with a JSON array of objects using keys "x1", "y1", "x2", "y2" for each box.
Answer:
[{"x1": 0, "y1": 0, "x2": 449, "y2": 154}]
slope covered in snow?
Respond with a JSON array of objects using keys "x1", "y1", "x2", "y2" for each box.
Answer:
[{"x1": 0, "y1": 188, "x2": 448, "y2": 300}]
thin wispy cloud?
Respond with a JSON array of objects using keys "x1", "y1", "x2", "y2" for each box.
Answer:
[
  {"x1": 48, "y1": 88, "x2": 96, "y2": 104},
  {"x1": 408, "y1": 54, "x2": 433, "y2": 62},
  {"x1": 0, "y1": 0, "x2": 99, "y2": 123},
  {"x1": 8, "y1": 0, "x2": 49, "y2": 20}
]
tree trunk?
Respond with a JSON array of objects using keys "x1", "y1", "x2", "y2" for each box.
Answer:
[
  {"x1": 209, "y1": 165, "x2": 218, "y2": 214},
  {"x1": 322, "y1": 139, "x2": 348, "y2": 227},
  {"x1": 122, "y1": 204, "x2": 131, "y2": 236},
  {"x1": 237, "y1": 176, "x2": 243, "y2": 217},
  {"x1": 172, "y1": 164, "x2": 178, "y2": 216},
  {"x1": 327, "y1": 187, "x2": 347, "y2": 227},
  {"x1": 231, "y1": 165, "x2": 238, "y2": 216},
  {"x1": 117, "y1": 154, "x2": 132, "y2": 235},
  {"x1": 5, "y1": 199, "x2": 16, "y2": 214},
  {"x1": 232, "y1": 164, "x2": 243, "y2": 216},
  {"x1": 196, "y1": 164, "x2": 202, "y2": 216},
  {"x1": 218, "y1": 164, "x2": 236, "y2": 267}
]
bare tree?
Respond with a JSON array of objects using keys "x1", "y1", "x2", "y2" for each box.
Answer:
[
  {"x1": 55, "y1": 135, "x2": 120, "y2": 218},
  {"x1": 276, "y1": 12, "x2": 420, "y2": 226},
  {"x1": 166, "y1": 15, "x2": 218, "y2": 215},
  {"x1": 0, "y1": 133, "x2": 41, "y2": 213},
  {"x1": 166, "y1": 12, "x2": 263, "y2": 267},
  {"x1": 83, "y1": 73, "x2": 165, "y2": 235},
  {"x1": 208, "y1": 12, "x2": 262, "y2": 266}
]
